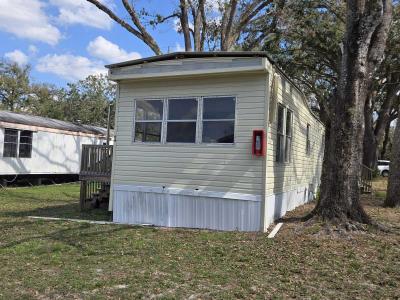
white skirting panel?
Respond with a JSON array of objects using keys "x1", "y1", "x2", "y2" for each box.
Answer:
[
  {"x1": 264, "y1": 185, "x2": 316, "y2": 226},
  {"x1": 113, "y1": 186, "x2": 261, "y2": 231}
]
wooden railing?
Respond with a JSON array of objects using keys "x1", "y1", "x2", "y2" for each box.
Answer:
[
  {"x1": 79, "y1": 144, "x2": 113, "y2": 181},
  {"x1": 360, "y1": 164, "x2": 373, "y2": 194}
]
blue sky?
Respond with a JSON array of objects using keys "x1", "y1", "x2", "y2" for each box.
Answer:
[{"x1": 0, "y1": 0, "x2": 187, "y2": 87}]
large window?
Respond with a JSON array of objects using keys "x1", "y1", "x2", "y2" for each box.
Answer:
[
  {"x1": 3, "y1": 129, "x2": 33, "y2": 158},
  {"x1": 3, "y1": 129, "x2": 18, "y2": 157},
  {"x1": 276, "y1": 105, "x2": 293, "y2": 163},
  {"x1": 134, "y1": 100, "x2": 163, "y2": 142},
  {"x1": 133, "y1": 96, "x2": 236, "y2": 144}
]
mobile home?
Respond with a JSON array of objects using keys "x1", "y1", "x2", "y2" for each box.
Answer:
[
  {"x1": 106, "y1": 52, "x2": 325, "y2": 232},
  {"x1": 0, "y1": 110, "x2": 108, "y2": 181}
]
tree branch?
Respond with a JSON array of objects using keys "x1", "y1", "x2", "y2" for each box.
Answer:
[
  {"x1": 85, "y1": 0, "x2": 162, "y2": 55},
  {"x1": 121, "y1": 0, "x2": 162, "y2": 54}
]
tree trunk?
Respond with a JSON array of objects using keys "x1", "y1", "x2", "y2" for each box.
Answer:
[
  {"x1": 385, "y1": 113, "x2": 400, "y2": 207},
  {"x1": 313, "y1": 0, "x2": 392, "y2": 225},
  {"x1": 381, "y1": 121, "x2": 392, "y2": 159},
  {"x1": 179, "y1": 0, "x2": 193, "y2": 51},
  {"x1": 220, "y1": 0, "x2": 238, "y2": 51},
  {"x1": 363, "y1": 96, "x2": 378, "y2": 168}
]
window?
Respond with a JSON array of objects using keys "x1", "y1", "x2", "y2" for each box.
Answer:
[
  {"x1": 285, "y1": 110, "x2": 293, "y2": 162},
  {"x1": 167, "y1": 98, "x2": 197, "y2": 143},
  {"x1": 276, "y1": 105, "x2": 285, "y2": 162},
  {"x1": 134, "y1": 100, "x2": 163, "y2": 142},
  {"x1": 202, "y1": 97, "x2": 235, "y2": 143},
  {"x1": 306, "y1": 124, "x2": 311, "y2": 155},
  {"x1": 133, "y1": 96, "x2": 236, "y2": 144},
  {"x1": 3, "y1": 129, "x2": 33, "y2": 158},
  {"x1": 276, "y1": 105, "x2": 293, "y2": 163},
  {"x1": 19, "y1": 130, "x2": 33, "y2": 158},
  {"x1": 3, "y1": 129, "x2": 18, "y2": 157}
]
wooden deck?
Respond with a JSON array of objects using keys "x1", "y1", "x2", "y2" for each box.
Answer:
[{"x1": 79, "y1": 144, "x2": 113, "y2": 210}]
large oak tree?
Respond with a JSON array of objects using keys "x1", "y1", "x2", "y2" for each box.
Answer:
[{"x1": 313, "y1": 0, "x2": 392, "y2": 224}]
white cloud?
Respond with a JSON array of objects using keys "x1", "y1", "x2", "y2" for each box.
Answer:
[
  {"x1": 0, "y1": 0, "x2": 61, "y2": 45},
  {"x1": 87, "y1": 36, "x2": 141, "y2": 63},
  {"x1": 36, "y1": 54, "x2": 106, "y2": 81},
  {"x1": 174, "y1": 43, "x2": 185, "y2": 52},
  {"x1": 28, "y1": 45, "x2": 39, "y2": 55},
  {"x1": 50, "y1": 0, "x2": 113, "y2": 30},
  {"x1": 4, "y1": 50, "x2": 29, "y2": 66}
]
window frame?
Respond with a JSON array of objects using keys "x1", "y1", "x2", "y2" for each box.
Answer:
[
  {"x1": 285, "y1": 109, "x2": 293, "y2": 163},
  {"x1": 19, "y1": 130, "x2": 33, "y2": 158},
  {"x1": 132, "y1": 95, "x2": 237, "y2": 146},
  {"x1": 165, "y1": 97, "x2": 200, "y2": 144},
  {"x1": 3, "y1": 128, "x2": 19, "y2": 158},
  {"x1": 275, "y1": 104, "x2": 293, "y2": 164},
  {"x1": 2, "y1": 128, "x2": 33, "y2": 158},
  {"x1": 276, "y1": 104, "x2": 285, "y2": 163},
  {"x1": 200, "y1": 96, "x2": 236, "y2": 145},
  {"x1": 133, "y1": 98, "x2": 165, "y2": 144}
]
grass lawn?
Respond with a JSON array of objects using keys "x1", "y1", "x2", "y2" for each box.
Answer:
[{"x1": 0, "y1": 182, "x2": 399, "y2": 299}]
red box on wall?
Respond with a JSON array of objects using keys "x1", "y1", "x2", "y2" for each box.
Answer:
[{"x1": 252, "y1": 129, "x2": 266, "y2": 157}]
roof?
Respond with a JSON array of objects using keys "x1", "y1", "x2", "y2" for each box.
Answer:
[
  {"x1": 105, "y1": 51, "x2": 275, "y2": 69},
  {"x1": 0, "y1": 110, "x2": 107, "y2": 136}
]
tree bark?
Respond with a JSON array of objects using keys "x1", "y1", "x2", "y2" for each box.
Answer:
[
  {"x1": 313, "y1": 0, "x2": 392, "y2": 224},
  {"x1": 363, "y1": 87, "x2": 398, "y2": 169},
  {"x1": 363, "y1": 94, "x2": 378, "y2": 168},
  {"x1": 221, "y1": 0, "x2": 238, "y2": 51},
  {"x1": 385, "y1": 110, "x2": 400, "y2": 207},
  {"x1": 381, "y1": 120, "x2": 392, "y2": 159},
  {"x1": 179, "y1": 0, "x2": 193, "y2": 51}
]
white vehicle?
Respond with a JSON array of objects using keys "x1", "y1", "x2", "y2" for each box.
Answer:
[{"x1": 377, "y1": 160, "x2": 390, "y2": 177}]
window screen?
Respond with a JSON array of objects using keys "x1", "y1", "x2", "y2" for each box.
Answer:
[
  {"x1": 19, "y1": 130, "x2": 33, "y2": 158},
  {"x1": 134, "y1": 100, "x2": 163, "y2": 142},
  {"x1": 166, "y1": 98, "x2": 197, "y2": 143},
  {"x1": 202, "y1": 97, "x2": 235, "y2": 143},
  {"x1": 3, "y1": 129, "x2": 18, "y2": 157}
]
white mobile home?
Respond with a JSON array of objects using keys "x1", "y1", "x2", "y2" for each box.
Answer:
[
  {"x1": 0, "y1": 111, "x2": 107, "y2": 178},
  {"x1": 107, "y1": 52, "x2": 325, "y2": 232}
]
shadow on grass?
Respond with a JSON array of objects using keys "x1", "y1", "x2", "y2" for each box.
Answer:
[
  {"x1": 0, "y1": 221, "x2": 132, "y2": 252},
  {"x1": 0, "y1": 203, "x2": 111, "y2": 222}
]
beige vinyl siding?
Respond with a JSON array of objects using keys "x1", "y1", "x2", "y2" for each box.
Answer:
[
  {"x1": 112, "y1": 73, "x2": 267, "y2": 196},
  {"x1": 265, "y1": 76, "x2": 325, "y2": 196}
]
